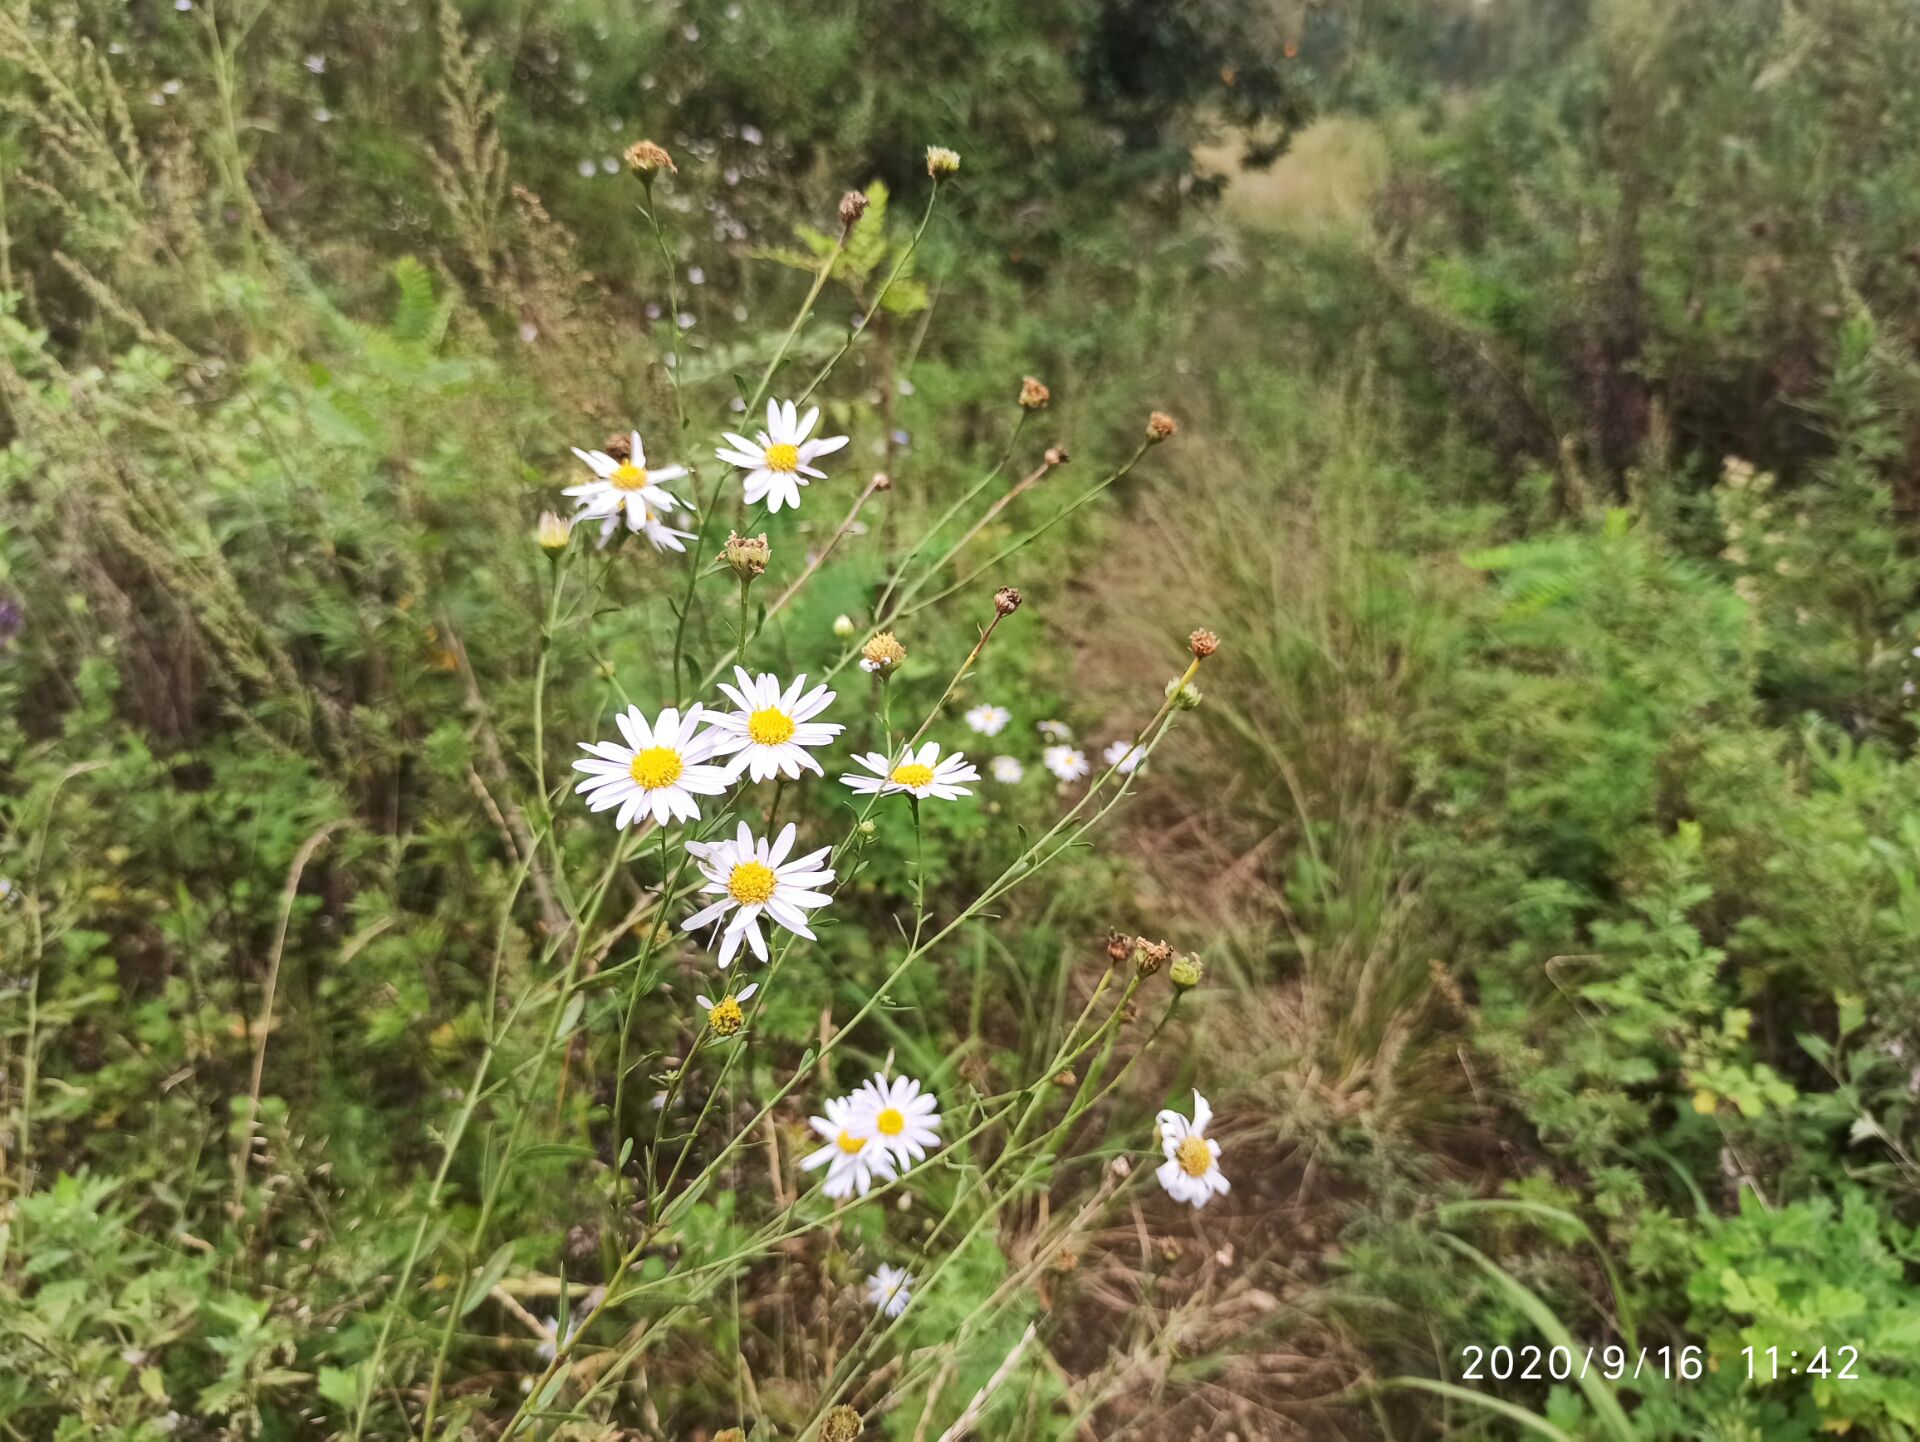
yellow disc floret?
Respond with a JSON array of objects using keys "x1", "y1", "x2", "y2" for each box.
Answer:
[
  {"x1": 1175, "y1": 1135, "x2": 1212, "y2": 1178},
  {"x1": 875, "y1": 1106, "x2": 905, "y2": 1137},
  {"x1": 727, "y1": 860, "x2": 778, "y2": 906},
  {"x1": 836, "y1": 1129, "x2": 866, "y2": 1155},
  {"x1": 764, "y1": 442, "x2": 800, "y2": 473},
  {"x1": 889, "y1": 762, "x2": 935, "y2": 789},
  {"x1": 747, "y1": 707, "x2": 796, "y2": 745},
  {"x1": 708, "y1": 997, "x2": 745, "y2": 1037},
  {"x1": 610, "y1": 461, "x2": 651, "y2": 491},
  {"x1": 629, "y1": 746, "x2": 683, "y2": 789}
]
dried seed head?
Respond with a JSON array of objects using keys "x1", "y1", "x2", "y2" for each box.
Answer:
[
  {"x1": 925, "y1": 145, "x2": 962, "y2": 178},
  {"x1": 1170, "y1": 955, "x2": 1204, "y2": 990},
  {"x1": 1188, "y1": 628, "x2": 1220, "y2": 659},
  {"x1": 537, "y1": 510, "x2": 573, "y2": 553},
  {"x1": 600, "y1": 431, "x2": 633, "y2": 463},
  {"x1": 1106, "y1": 930, "x2": 1134, "y2": 964},
  {"x1": 833, "y1": 613, "x2": 857, "y2": 638},
  {"x1": 624, "y1": 140, "x2": 677, "y2": 178},
  {"x1": 821, "y1": 1405, "x2": 863, "y2": 1442},
  {"x1": 1053, "y1": 1069, "x2": 1078, "y2": 1087},
  {"x1": 1146, "y1": 411, "x2": 1179, "y2": 443},
  {"x1": 1019, "y1": 376, "x2": 1051, "y2": 410},
  {"x1": 1044, "y1": 445, "x2": 1070, "y2": 467},
  {"x1": 993, "y1": 586, "x2": 1022, "y2": 616},
  {"x1": 839, "y1": 190, "x2": 870, "y2": 227},
  {"x1": 1132, "y1": 938, "x2": 1173, "y2": 977},
  {"x1": 861, "y1": 631, "x2": 906, "y2": 677},
  {"x1": 722, "y1": 531, "x2": 771, "y2": 580}
]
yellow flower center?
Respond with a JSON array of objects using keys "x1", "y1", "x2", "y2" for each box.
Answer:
[
  {"x1": 610, "y1": 461, "x2": 650, "y2": 491},
  {"x1": 1175, "y1": 1135, "x2": 1212, "y2": 1178},
  {"x1": 837, "y1": 1130, "x2": 866, "y2": 1155},
  {"x1": 876, "y1": 1107, "x2": 905, "y2": 1137},
  {"x1": 747, "y1": 707, "x2": 796, "y2": 745},
  {"x1": 727, "y1": 860, "x2": 778, "y2": 906},
  {"x1": 764, "y1": 442, "x2": 800, "y2": 473},
  {"x1": 708, "y1": 998, "x2": 744, "y2": 1036},
  {"x1": 889, "y1": 763, "x2": 935, "y2": 788},
  {"x1": 628, "y1": 746, "x2": 683, "y2": 789}
]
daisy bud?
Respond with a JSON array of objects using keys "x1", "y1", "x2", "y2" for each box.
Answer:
[
  {"x1": 722, "y1": 530, "x2": 771, "y2": 580},
  {"x1": 1111, "y1": 1155, "x2": 1132, "y2": 1178},
  {"x1": 1106, "y1": 931, "x2": 1134, "y2": 964},
  {"x1": 624, "y1": 139, "x2": 677, "y2": 180},
  {"x1": 833, "y1": 613, "x2": 857, "y2": 638},
  {"x1": 1019, "y1": 376, "x2": 1051, "y2": 410},
  {"x1": 1170, "y1": 955, "x2": 1204, "y2": 990},
  {"x1": 596, "y1": 659, "x2": 616, "y2": 680},
  {"x1": 821, "y1": 1406, "x2": 863, "y2": 1442},
  {"x1": 1165, "y1": 676, "x2": 1203, "y2": 710},
  {"x1": 858, "y1": 819, "x2": 876, "y2": 836},
  {"x1": 861, "y1": 631, "x2": 907, "y2": 677},
  {"x1": 872, "y1": 470, "x2": 893, "y2": 491},
  {"x1": 994, "y1": 586, "x2": 1022, "y2": 616},
  {"x1": 1188, "y1": 628, "x2": 1220, "y2": 659},
  {"x1": 1132, "y1": 938, "x2": 1172, "y2": 977},
  {"x1": 536, "y1": 510, "x2": 573, "y2": 554},
  {"x1": 839, "y1": 189, "x2": 869, "y2": 228},
  {"x1": 925, "y1": 145, "x2": 961, "y2": 178},
  {"x1": 1146, "y1": 411, "x2": 1179, "y2": 443},
  {"x1": 1045, "y1": 445, "x2": 1070, "y2": 467}
]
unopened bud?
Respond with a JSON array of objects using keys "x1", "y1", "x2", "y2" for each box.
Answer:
[
  {"x1": 860, "y1": 631, "x2": 907, "y2": 677},
  {"x1": 1188, "y1": 628, "x2": 1219, "y2": 659},
  {"x1": 858, "y1": 819, "x2": 877, "y2": 836},
  {"x1": 1019, "y1": 376, "x2": 1051, "y2": 410},
  {"x1": 872, "y1": 470, "x2": 893, "y2": 492},
  {"x1": 1170, "y1": 955, "x2": 1203, "y2": 990},
  {"x1": 537, "y1": 510, "x2": 573, "y2": 553},
  {"x1": 723, "y1": 531, "x2": 770, "y2": 580},
  {"x1": 839, "y1": 190, "x2": 869, "y2": 227},
  {"x1": 993, "y1": 586, "x2": 1022, "y2": 616},
  {"x1": 624, "y1": 140, "x2": 676, "y2": 179},
  {"x1": 1045, "y1": 445, "x2": 1070, "y2": 467},
  {"x1": 833, "y1": 613, "x2": 857, "y2": 638},
  {"x1": 1146, "y1": 411, "x2": 1178, "y2": 443},
  {"x1": 1165, "y1": 676, "x2": 1203, "y2": 710},
  {"x1": 925, "y1": 145, "x2": 961, "y2": 178}
]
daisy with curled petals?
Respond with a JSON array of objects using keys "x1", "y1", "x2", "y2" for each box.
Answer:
[
  {"x1": 801, "y1": 1093, "x2": 896, "y2": 1200},
  {"x1": 1042, "y1": 744, "x2": 1090, "y2": 783},
  {"x1": 841, "y1": 740, "x2": 980, "y2": 801},
  {"x1": 715, "y1": 399, "x2": 849, "y2": 513},
  {"x1": 704, "y1": 668, "x2": 844, "y2": 782},
  {"x1": 865, "y1": 1264, "x2": 914, "y2": 1318},
  {"x1": 1155, "y1": 1089, "x2": 1230, "y2": 1210},
  {"x1": 682, "y1": 822, "x2": 835, "y2": 967},
  {"x1": 694, "y1": 981, "x2": 757, "y2": 1038},
  {"x1": 855, "y1": 1072, "x2": 942, "y2": 1169},
  {"x1": 565, "y1": 430, "x2": 693, "y2": 547},
  {"x1": 573, "y1": 705, "x2": 730, "y2": 829},
  {"x1": 964, "y1": 703, "x2": 1011, "y2": 736},
  {"x1": 1102, "y1": 739, "x2": 1147, "y2": 775}
]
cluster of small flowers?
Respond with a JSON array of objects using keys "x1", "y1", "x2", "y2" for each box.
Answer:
[
  {"x1": 802, "y1": 1072, "x2": 942, "y2": 1200},
  {"x1": 953, "y1": 707, "x2": 1146, "y2": 788}
]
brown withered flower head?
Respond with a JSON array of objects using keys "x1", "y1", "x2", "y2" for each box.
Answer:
[
  {"x1": 1132, "y1": 938, "x2": 1173, "y2": 977},
  {"x1": 1146, "y1": 411, "x2": 1179, "y2": 443},
  {"x1": 722, "y1": 531, "x2": 771, "y2": 580},
  {"x1": 1044, "y1": 445, "x2": 1070, "y2": 467},
  {"x1": 1188, "y1": 628, "x2": 1220, "y2": 659},
  {"x1": 1019, "y1": 376, "x2": 1051, "y2": 410},
  {"x1": 624, "y1": 140, "x2": 676, "y2": 179},
  {"x1": 993, "y1": 586, "x2": 1022, "y2": 616},
  {"x1": 1107, "y1": 931, "x2": 1134, "y2": 964},
  {"x1": 839, "y1": 190, "x2": 869, "y2": 228}
]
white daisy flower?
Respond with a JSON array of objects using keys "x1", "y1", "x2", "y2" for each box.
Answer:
[
  {"x1": 1036, "y1": 719, "x2": 1073, "y2": 741},
  {"x1": 964, "y1": 703, "x2": 1011, "y2": 736},
  {"x1": 1102, "y1": 740, "x2": 1147, "y2": 775},
  {"x1": 572, "y1": 705, "x2": 731, "y2": 829},
  {"x1": 801, "y1": 1093, "x2": 896, "y2": 1199},
  {"x1": 989, "y1": 755, "x2": 1025, "y2": 784},
  {"x1": 715, "y1": 399, "x2": 849, "y2": 513},
  {"x1": 565, "y1": 431, "x2": 692, "y2": 547},
  {"x1": 1155, "y1": 1089, "x2": 1230, "y2": 1210},
  {"x1": 854, "y1": 1072, "x2": 942, "y2": 1168},
  {"x1": 704, "y1": 668, "x2": 844, "y2": 782},
  {"x1": 1042, "y1": 745, "x2": 1090, "y2": 783},
  {"x1": 682, "y1": 822, "x2": 836, "y2": 967},
  {"x1": 841, "y1": 741, "x2": 980, "y2": 801},
  {"x1": 864, "y1": 1264, "x2": 914, "y2": 1318},
  {"x1": 694, "y1": 981, "x2": 758, "y2": 1037}
]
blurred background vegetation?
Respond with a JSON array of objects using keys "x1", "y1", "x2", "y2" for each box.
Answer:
[{"x1": 11, "y1": 0, "x2": 1920, "y2": 1436}]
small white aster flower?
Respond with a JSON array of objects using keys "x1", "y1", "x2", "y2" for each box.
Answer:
[
  {"x1": 989, "y1": 755, "x2": 1024, "y2": 784},
  {"x1": 572, "y1": 705, "x2": 731, "y2": 829},
  {"x1": 1042, "y1": 745, "x2": 1090, "y2": 783},
  {"x1": 1037, "y1": 719, "x2": 1073, "y2": 741},
  {"x1": 854, "y1": 1072, "x2": 941, "y2": 1168},
  {"x1": 682, "y1": 822, "x2": 836, "y2": 967},
  {"x1": 865, "y1": 1264, "x2": 914, "y2": 1318},
  {"x1": 694, "y1": 981, "x2": 758, "y2": 1036},
  {"x1": 841, "y1": 741, "x2": 980, "y2": 801},
  {"x1": 801, "y1": 1093, "x2": 896, "y2": 1199},
  {"x1": 715, "y1": 400, "x2": 849, "y2": 513},
  {"x1": 564, "y1": 431, "x2": 694, "y2": 549},
  {"x1": 964, "y1": 703, "x2": 1011, "y2": 736},
  {"x1": 704, "y1": 668, "x2": 844, "y2": 782},
  {"x1": 1155, "y1": 1089, "x2": 1230, "y2": 1210},
  {"x1": 1102, "y1": 740, "x2": 1147, "y2": 775}
]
